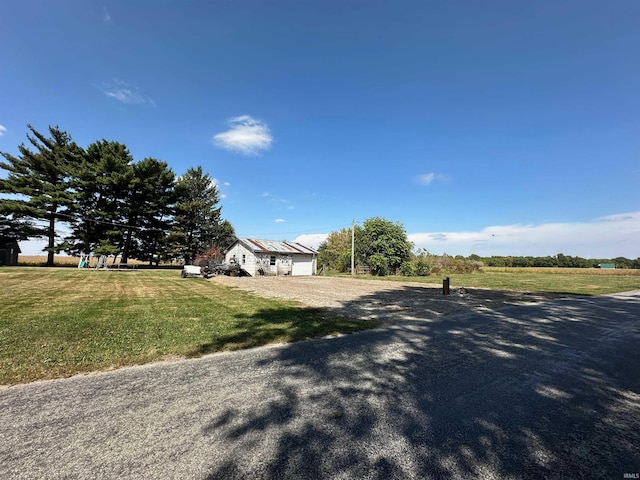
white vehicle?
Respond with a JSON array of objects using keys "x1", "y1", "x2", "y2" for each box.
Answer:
[{"x1": 181, "y1": 264, "x2": 210, "y2": 278}]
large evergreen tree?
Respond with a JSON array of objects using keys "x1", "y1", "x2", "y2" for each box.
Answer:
[
  {"x1": 214, "y1": 219, "x2": 237, "y2": 251},
  {"x1": 64, "y1": 140, "x2": 134, "y2": 256},
  {"x1": 0, "y1": 209, "x2": 41, "y2": 242},
  {"x1": 173, "y1": 166, "x2": 231, "y2": 264},
  {"x1": 0, "y1": 125, "x2": 83, "y2": 265},
  {"x1": 125, "y1": 158, "x2": 176, "y2": 263}
]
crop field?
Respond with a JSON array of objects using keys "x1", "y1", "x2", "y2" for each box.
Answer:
[
  {"x1": 0, "y1": 268, "x2": 370, "y2": 385},
  {"x1": 483, "y1": 266, "x2": 640, "y2": 276}
]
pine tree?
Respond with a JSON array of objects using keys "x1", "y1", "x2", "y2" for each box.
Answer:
[
  {"x1": 0, "y1": 209, "x2": 41, "y2": 242},
  {"x1": 173, "y1": 166, "x2": 229, "y2": 264},
  {"x1": 122, "y1": 158, "x2": 175, "y2": 263},
  {"x1": 64, "y1": 140, "x2": 134, "y2": 256},
  {"x1": 0, "y1": 125, "x2": 83, "y2": 265}
]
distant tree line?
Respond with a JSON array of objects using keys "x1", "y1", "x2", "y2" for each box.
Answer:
[
  {"x1": 474, "y1": 254, "x2": 640, "y2": 269},
  {"x1": 0, "y1": 125, "x2": 236, "y2": 266},
  {"x1": 318, "y1": 218, "x2": 639, "y2": 276}
]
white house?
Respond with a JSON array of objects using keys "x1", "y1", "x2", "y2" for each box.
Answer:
[{"x1": 224, "y1": 238, "x2": 318, "y2": 276}]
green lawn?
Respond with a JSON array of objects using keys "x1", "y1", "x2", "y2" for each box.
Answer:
[
  {"x1": 0, "y1": 268, "x2": 372, "y2": 385},
  {"x1": 381, "y1": 271, "x2": 640, "y2": 296},
  {"x1": 4, "y1": 267, "x2": 639, "y2": 385}
]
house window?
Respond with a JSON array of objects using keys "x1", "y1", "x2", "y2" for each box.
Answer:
[
  {"x1": 242, "y1": 254, "x2": 246, "y2": 265},
  {"x1": 270, "y1": 255, "x2": 276, "y2": 266}
]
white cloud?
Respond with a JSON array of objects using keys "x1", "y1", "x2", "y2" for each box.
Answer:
[
  {"x1": 275, "y1": 218, "x2": 286, "y2": 223},
  {"x1": 103, "y1": 7, "x2": 112, "y2": 24},
  {"x1": 408, "y1": 212, "x2": 640, "y2": 258},
  {"x1": 417, "y1": 173, "x2": 435, "y2": 185},
  {"x1": 223, "y1": 182, "x2": 231, "y2": 186},
  {"x1": 98, "y1": 79, "x2": 155, "y2": 106},
  {"x1": 0, "y1": 125, "x2": 6, "y2": 136},
  {"x1": 416, "y1": 172, "x2": 448, "y2": 186},
  {"x1": 262, "y1": 191, "x2": 291, "y2": 208},
  {"x1": 294, "y1": 233, "x2": 328, "y2": 250},
  {"x1": 212, "y1": 115, "x2": 273, "y2": 156}
]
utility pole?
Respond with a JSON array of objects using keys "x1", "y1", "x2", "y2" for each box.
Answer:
[{"x1": 351, "y1": 219, "x2": 355, "y2": 276}]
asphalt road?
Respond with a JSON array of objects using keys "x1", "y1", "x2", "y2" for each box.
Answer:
[{"x1": 1, "y1": 292, "x2": 639, "y2": 479}]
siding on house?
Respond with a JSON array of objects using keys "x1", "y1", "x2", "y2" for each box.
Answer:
[{"x1": 225, "y1": 239, "x2": 317, "y2": 276}]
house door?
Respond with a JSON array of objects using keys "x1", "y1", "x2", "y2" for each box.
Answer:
[{"x1": 269, "y1": 255, "x2": 277, "y2": 275}]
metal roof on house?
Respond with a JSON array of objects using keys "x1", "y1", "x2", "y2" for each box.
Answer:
[{"x1": 238, "y1": 238, "x2": 318, "y2": 255}]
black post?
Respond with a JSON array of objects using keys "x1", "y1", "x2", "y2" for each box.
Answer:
[{"x1": 443, "y1": 277, "x2": 450, "y2": 295}]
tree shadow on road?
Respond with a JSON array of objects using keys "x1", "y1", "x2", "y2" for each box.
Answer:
[
  {"x1": 189, "y1": 306, "x2": 376, "y2": 355},
  {"x1": 202, "y1": 288, "x2": 640, "y2": 479}
]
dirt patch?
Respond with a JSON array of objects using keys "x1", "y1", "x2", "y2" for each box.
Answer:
[{"x1": 210, "y1": 276, "x2": 565, "y2": 323}]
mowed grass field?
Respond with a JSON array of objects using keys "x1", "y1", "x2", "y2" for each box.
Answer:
[
  {"x1": 0, "y1": 268, "x2": 371, "y2": 385},
  {"x1": 2, "y1": 266, "x2": 639, "y2": 385},
  {"x1": 383, "y1": 267, "x2": 640, "y2": 296}
]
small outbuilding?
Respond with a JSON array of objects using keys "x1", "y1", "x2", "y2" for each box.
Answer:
[
  {"x1": 225, "y1": 238, "x2": 318, "y2": 276},
  {"x1": 0, "y1": 238, "x2": 21, "y2": 266}
]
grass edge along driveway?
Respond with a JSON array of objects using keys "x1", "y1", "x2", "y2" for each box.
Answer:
[{"x1": 0, "y1": 268, "x2": 373, "y2": 386}]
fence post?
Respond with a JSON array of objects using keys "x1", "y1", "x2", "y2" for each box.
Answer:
[{"x1": 443, "y1": 277, "x2": 450, "y2": 295}]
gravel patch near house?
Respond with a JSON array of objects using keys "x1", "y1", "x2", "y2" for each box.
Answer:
[{"x1": 210, "y1": 275, "x2": 564, "y2": 323}]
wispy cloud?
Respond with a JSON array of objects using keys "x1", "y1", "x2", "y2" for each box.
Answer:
[
  {"x1": 275, "y1": 219, "x2": 286, "y2": 223},
  {"x1": 98, "y1": 78, "x2": 155, "y2": 107},
  {"x1": 417, "y1": 173, "x2": 435, "y2": 185},
  {"x1": 407, "y1": 212, "x2": 640, "y2": 258},
  {"x1": 262, "y1": 191, "x2": 291, "y2": 207},
  {"x1": 0, "y1": 125, "x2": 6, "y2": 136},
  {"x1": 416, "y1": 172, "x2": 448, "y2": 186},
  {"x1": 216, "y1": 179, "x2": 230, "y2": 199},
  {"x1": 213, "y1": 115, "x2": 273, "y2": 156},
  {"x1": 103, "y1": 7, "x2": 112, "y2": 24}
]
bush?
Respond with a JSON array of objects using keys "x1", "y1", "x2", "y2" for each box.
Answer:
[
  {"x1": 368, "y1": 254, "x2": 389, "y2": 276},
  {"x1": 401, "y1": 251, "x2": 480, "y2": 276},
  {"x1": 400, "y1": 261, "x2": 416, "y2": 276},
  {"x1": 401, "y1": 259, "x2": 431, "y2": 277},
  {"x1": 415, "y1": 259, "x2": 431, "y2": 276}
]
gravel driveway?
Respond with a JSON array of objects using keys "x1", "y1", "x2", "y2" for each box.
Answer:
[{"x1": 211, "y1": 275, "x2": 564, "y2": 322}]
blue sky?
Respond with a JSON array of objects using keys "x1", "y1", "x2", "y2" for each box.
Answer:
[{"x1": 1, "y1": 1, "x2": 639, "y2": 258}]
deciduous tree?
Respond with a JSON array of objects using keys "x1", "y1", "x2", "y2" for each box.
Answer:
[
  {"x1": 358, "y1": 217, "x2": 412, "y2": 275},
  {"x1": 318, "y1": 227, "x2": 358, "y2": 272}
]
